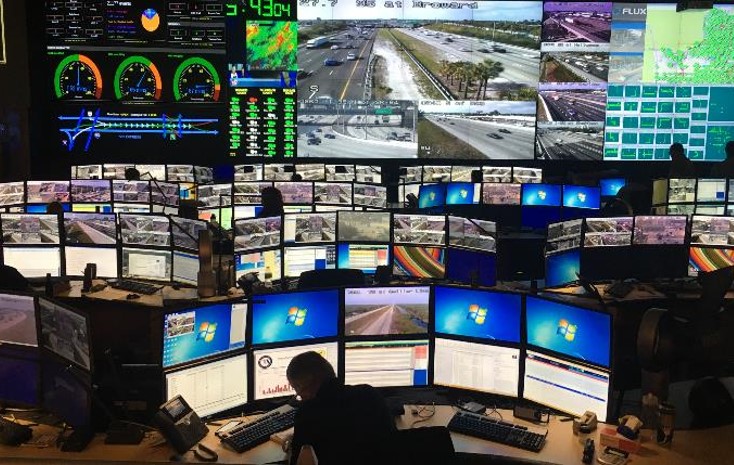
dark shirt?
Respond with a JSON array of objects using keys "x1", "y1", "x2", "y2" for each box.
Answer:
[
  {"x1": 289, "y1": 379, "x2": 396, "y2": 465},
  {"x1": 668, "y1": 156, "x2": 697, "y2": 178}
]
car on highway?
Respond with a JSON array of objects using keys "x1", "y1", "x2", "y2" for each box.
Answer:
[
  {"x1": 477, "y1": 48, "x2": 490, "y2": 53},
  {"x1": 324, "y1": 58, "x2": 342, "y2": 66},
  {"x1": 387, "y1": 131, "x2": 399, "y2": 141},
  {"x1": 330, "y1": 44, "x2": 339, "y2": 50},
  {"x1": 346, "y1": 52, "x2": 357, "y2": 60},
  {"x1": 324, "y1": 133, "x2": 336, "y2": 139},
  {"x1": 460, "y1": 48, "x2": 471, "y2": 52},
  {"x1": 314, "y1": 128, "x2": 322, "y2": 132},
  {"x1": 488, "y1": 133, "x2": 503, "y2": 139},
  {"x1": 297, "y1": 69, "x2": 312, "y2": 79},
  {"x1": 494, "y1": 47, "x2": 507, "y2": 53},
  {"x1": 498, "y1": 128, "x2": 511, "y2": 134},
  {"x1": 307, "y1": 137, "x2": 321, "y2": 145}
]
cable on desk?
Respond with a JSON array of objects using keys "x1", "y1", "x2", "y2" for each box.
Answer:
[
  {"x1": 485, "y1": 405, "x2": 503, "y2": 422},
  {"x1": 409, "y1": 403, "x2": 436, "y2": 428}
]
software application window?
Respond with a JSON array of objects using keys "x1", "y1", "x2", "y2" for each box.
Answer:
[
  {"x1": 253, "y1": 342, "x2": 338, "y2": 400},
  {"x1": 344, "y1": 340, "x2": 428, "y2": 387},
  {"x1": 2, "y1": 247, "x2": 61, "y2": 277},
  {"x1": 65, "y1": 246, "x2": 118, "y2": 278}
]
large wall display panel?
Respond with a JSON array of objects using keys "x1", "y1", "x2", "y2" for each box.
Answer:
[{"x1": 297, "y1": 1, "x2": 542, "y2": 160}]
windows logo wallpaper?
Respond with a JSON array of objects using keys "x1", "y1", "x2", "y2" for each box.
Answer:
[
  {"x1": 434, "y1": 286, "x2": 521, "y2": 342},
  {"x1": 285, "y1": 307, "x2": 307, "y2": 326},
  {"x1": 197, "y1": 322, "x2": 217, "y2": 342},
  {"x1": 252, "y1": 289, "x2": 338, "y2": 345},
  {"x1": 556, "y1": 319, "x2": 577, "y2": 342}
]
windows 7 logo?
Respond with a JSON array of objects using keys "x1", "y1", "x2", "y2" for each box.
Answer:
[
  {"x1": 197, "y1": 322, "x2": 217, "y2": 342},
  {"x1": 466, "y1": 304, "x2": 487, "y2": 325},
  {"x1": 286, "y1": 306, "x2": 307, "y2": 326},
  {"x1": 459, "y1": 189, "x2": 468, "y2": 199},
  {"x1": 557, "y1": 319, "x2": 577, "y2": 342}
]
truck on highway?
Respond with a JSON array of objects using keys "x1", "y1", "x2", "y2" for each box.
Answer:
[{"x1": 306, "y1": 36, "x2": 329, "y2": 48}]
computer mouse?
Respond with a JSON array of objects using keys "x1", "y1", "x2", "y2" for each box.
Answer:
[{"x1": 126, "y1": 293, "x2": 141, "y2": 300}]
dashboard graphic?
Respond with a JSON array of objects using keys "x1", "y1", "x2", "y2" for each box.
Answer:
[
  {"x1": 173, "y1": 57, "x2": 222, "y2": 102},
  {"x1": 54, "y1": 54, "x2": 103, "y2": 100},
  {"x1": 114, "y1": 56, "x2": 162, "y2": 101}
]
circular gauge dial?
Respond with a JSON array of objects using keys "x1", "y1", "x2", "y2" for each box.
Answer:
[
  {"x1": 173, "y1": 57, "x2": 221, "y2": 102},
  {"x1": 54, "y1": 54, "x2": 103, "y2": 99},
  {"x1": 114, "y1": 56, "x2": 162, "y2": 101}
]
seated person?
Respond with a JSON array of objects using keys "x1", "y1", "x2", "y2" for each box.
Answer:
[
  {"x1": 710, "y1": 141, "x2": 734, "y2": 178},
  {"x1": 287, "y1": 351, "x2": 396, "y2": 465},
  {"x1": 668, "y1": 142, "x2": 696, "y2": 178},
  {"x1": 0, "y1": 265, "x2": 28, "y2": 291}
]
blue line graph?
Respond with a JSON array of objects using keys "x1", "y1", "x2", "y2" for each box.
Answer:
[{"x1": 58, "y1": 108, "x2": 220, "y2": 151}]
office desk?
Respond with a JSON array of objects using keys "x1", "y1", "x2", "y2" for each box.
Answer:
[{"x1": 3, "y1": 407, "x2": 732, "y2": 465}]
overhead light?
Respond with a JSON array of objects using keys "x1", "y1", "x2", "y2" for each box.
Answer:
[{"x1": 677, "y1": 1, "x2": 714, "y2": 12}]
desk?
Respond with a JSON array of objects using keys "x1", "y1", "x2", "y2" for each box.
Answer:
[
  {"x1": 3, "y1": 407, "x2": 731, "y2": 465},
  {"x1": 54, "y1": 280, "x2": 236, "y2": 307}
]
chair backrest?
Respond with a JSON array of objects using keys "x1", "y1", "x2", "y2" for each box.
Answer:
[
  {"x1": 297, "y1": 268, "x2": 365, "y2": 290},
  {"x1": 697, "y1": 266, "x2": 734, "y2": 316},
  {"x1": 388, "y1": 426, "x2": 455, "y2": 465}
]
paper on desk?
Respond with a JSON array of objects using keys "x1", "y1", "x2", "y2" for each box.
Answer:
[{"x1": 271, "y1": 427, "x2": 294, "y2": 445}]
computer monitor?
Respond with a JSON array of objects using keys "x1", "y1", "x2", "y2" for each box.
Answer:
[
  {"x1": 513, "y1": 167, "x2": 542, "y2": 184},
  {"x1": 165, "y1": 353, "x2": 248, "y2": 418},
  {"x1": 72, "y1": 164, "x2": 102, "y2": 180},
  {"x1": 179, "y1": 182, "x2": 197, "y2": 201},
  {"x1": 399, "y1": 183, "x2": 420, "y2": 204},
  {"x1": 482, "y1": 183, "x2": 521, "y2": 206},
  {"x1": 696, "y1": 205, "x2": 725, "y2": 216},
  {"x1": 233, "y1": 205, "x2": 265, "y2": 220},
  {"x1": 70, "y1": 203, "x2": 113, "y2": 213},
  {"x1": 344, "y1": 340, "x2": 429, "y2": 387},
  {"x1": 283, "y1": 245, "x2": 336, "y2": 278},
  {"x1": 392, "y1": 246, "x2": 445, "y2": 279},
  {"x1": 584, "y1": 217, "x2": 633, "y2": 248},
  {"x1": 0, "y1": 293, "x2": 38, "y2": 347},
  {"x1": 112, "y1": 180, "x2": 151, "y2": 204},
  {"x1": 314, "y1": 182, "x2": 352, "y2": 205},
  {"x1": 25, "y1": 203, "x2": 71, "y2": 213},
  {"x1": 251, "y1": 289, "x2": 339, "y2": 345},
  {"x1": 599, "y1": 178, "x2": 626, "y2": 197},
  {"x1": 337, "y1": 211, "x2": 390, "y2": 243},
  {"x1": 546, "y1": 219, "x2": 582, "y2": 255},
  {"x1": 233, "y1": 182, "x2": 271, "y2": 205},
  {"x1": 198, "y1": 207, "x2": 233, "y2": 231},
  {"x1": 482, "y1": 167, "x2": 512, "y2": 183},
  {"x1": 668, "y1": 178, "x2": 695, "y2": 203},
  {"x1": 521, "y1": 184, "x2": 561, "y2": 206},
  {"x1": 0, "y1": 346, "x2": 39, "y2": 407},
  {"x1": 353, "y1": 184, "x2": 387, "y2": 208},
  {"x1": 103, "y1": 164, "x2": 134, "y2": 179},
  {"x1": 356, "y1": 165, "x2": 381, "y2": 184},
  {"x1": 545, "y1": 249, "x2": 581, "y2": 288},
  {"x1": 196, "y1": 184, "x2": 232, "y2": 208},
  {"x1": 26, "y1": 181, "x2": 70, "y2": 204},
  {"x1": 433, "y1": 286, "x2": 521, "y2": 341},
  {"x1": 562, "y1": 185, "x2": 601, "y2": 210},
  {"x1": 689, "y1": 247, "x2": 734, "y2": 275},
  {"x1": 167, "y1": 165, "x2": 195, "y2": 182},
  {"x1": 393, "y1": 214, "x2": 446, "y2": 246},
  {"x1": 235, "y1": 249, "x2": 282, "y2": 281},
  {"x1": 171, "y1": 217, "x2": 207, "y2": 251},
  {"x1": 525, "y1": 295, "x2": 611, "y2": 369},
  {"x1": 424, "y1": 166, "x2": 451, "y2": 183},
  {"x1": 253, "y1": 342, "x2": 339, "y2": 400},
  {"x1": 445, "y1": 248, "x2": 497, "y2": 287},
  {"x1": 234, "y1": 164, "x2": 264, "y2": 182},
  {"x1": 41, "y1": 354, "x2": 92, "y2": 428},
  {"x1": 121, "y1": 247, "x2": 172, "y2": 281},
  {"x1": 162, "y1": 302, "x2": 247, "y2": 368},
  {"x1": 417, "y1": 184, "x2": 446, "y2": 209},
  {"x1": 274, "y1": 182, "x2": 313, "y2": 205},
  {"x1": 446, "y1": 183, "x2": 480, "y2": 205},
  {"x1": 0, "y1": 182, "x2": 24, "y2": 207},
  {"x1": 194, "y1": 166, "x2": 214, "y2": 184},
  {"x1": 63, "y1": 213, "x2": 117, "y2": 245},
  {"x1": 336, "y1": 244, "x2": 390, "y2": 274},
  {"x1": 633, "y1": 216, "x2": 688, "y2": 246},
  {"x1": 523, "y1": 350, "x2": 610, "y2": 422},
  {"x1": 690, "y1": 216, "x2": 734, "y2": 247},
  {"x1": 233, "y1": 216, "x2": 281, "y2": 252},
  {"x1": 631, "y1": 216, "x2": 689, "y2": 279},
  {"x1": 433, "y1": 338, "x2": 520, "y2": 397},
  {"x1": 283, "y1": 213, "x2": 336, "y2": 244},
  {"x1": 2, "y1": 247, "x2": 62, "y2": 277},
  {"x1": 113, "y1": 203, "x2": 151, "y2": 214},
  {"x1": 296, "y1": 164, "x2": 325, "y2": 181},
  {"x1": 344, "y1": 286, "x2": 429, "y2": 337},
  {"x1": 151, "y1": 182, "x2": 180, "y2": 206},
  {"x1": 119, "y1": 214, "x2": 170, "y2": 247},
  {"x1": 70, "y1": 179, "x2": 112, "y2": 203},
  {"x1": 136, "y1": 164, "x2": 166, "y2": 181},
  {"x1": 64, "y1": 246, "x2": 119, "y2": 278},
  {"x1": 38, "y1": 297, "x2": 92, "y2": 371},
  {"x1": 173, "y1": 250, "x2": 199, "y2": 285},
  {"x1": 521, "y1": 206, "x2": 562, "y2": 230},
  {"x1": 448, "y1": 217, "x2": 496, "y2": 252},
  {"x1": 1, "y1": 214, "x2": 60, "y2": 244},
  {"x1": 696, "y1": 179, "x2": 726, "y2": 203}
]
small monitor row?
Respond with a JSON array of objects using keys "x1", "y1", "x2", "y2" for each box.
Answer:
[{"x1": 399, "y1": 166, "x2": 545, "y2": 185}]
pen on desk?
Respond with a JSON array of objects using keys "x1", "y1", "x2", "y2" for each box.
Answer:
[{"x1": 559, "y1": 417, "x2": 574, "y2": 422}]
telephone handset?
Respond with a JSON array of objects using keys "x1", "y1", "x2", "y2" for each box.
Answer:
[{"x1": 153, "y1": 395, "x2": 209, "y2": 455}]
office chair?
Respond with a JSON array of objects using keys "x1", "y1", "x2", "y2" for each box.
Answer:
[
  {"x1": 388, "y1": 426, "x2": 455, "y2": 465},
  {"x1": 297, "y1": 269, "x2": 365, "y2": 290}
]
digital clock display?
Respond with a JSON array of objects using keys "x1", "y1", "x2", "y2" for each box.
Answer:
[{"x1": 227, "y1": 0, "x2": 296, "y2": 20}]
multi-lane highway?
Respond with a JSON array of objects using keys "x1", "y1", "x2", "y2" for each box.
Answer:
[
  {"x1": 65, "y1": 221, "x2": 117, "y2": 244},
  {"x1": 536, "y1": 127, "x2": 604, "y2": 160},
  {"x1": 542, "y1": 53, "x2": 608, "y2": 82},
  {"x1": 537, "y1": 91, "x2": 606, "y2": 122},
  {"x1": 543, "y1": 14, "x2": 611, "y2": 43},
  {"x1": 422, "y1": 116, "x2": 535, "y2": 159}
]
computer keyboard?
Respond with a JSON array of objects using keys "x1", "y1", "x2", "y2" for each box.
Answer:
[
  {"x1": 446, "y1": 410, "x2": 546, "y2": 452},
  {"x1": 604, "y1": 281, "x2": 635, "y2": 299},
  {"x1": 108, "y1": 280, "x2": 162, "y2": 295},
  {"x1": 220, "y1": 404, "x2": 297, "y2": 453}
]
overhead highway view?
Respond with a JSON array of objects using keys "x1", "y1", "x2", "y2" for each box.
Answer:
[
  {"x1": 540, "y1": 52, "x2": 609, "y2": 83},
  {"x1": 537, "y1": 88, "x2": 606, "y2": 122},
  {"x1": 535, "y1": 124, "x2": 604, "y2": 160}
]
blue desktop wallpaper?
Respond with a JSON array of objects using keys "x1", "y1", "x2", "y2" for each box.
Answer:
[
  {"x1": 0, "y1": 350, "x2": 38, "y2": 406},
  {"x1": 418, "y1": 184, "x2": 446, "y2": 208},
  {"x1": 434, "y1": 286, "x2": 521, "y2": 342},
  {"x1": 600, "y1": 178, "x2": 626, "y2": 197},
  {"x1": 563, "y1": 186, "x2": 601, "y2": 210},
  {"x1": 252, "y1": 289, "x2": 339, "y2": 345},
  {"x1": 446, "y1": 248, "x2": 496, "y2": 287},
  {"x1": 162, "y1": 303, "x2": 244, "y2": 368},
  {"x1": 545, "y1": 249, "x2": 581, "y2": 288},
  {"x1": 521, "y1": 184, "x2": 562, "y2": 207},
  {"x1": 526, "y1": 296, "x2": 611, "y2": 368},
  {"x1": 446, "y1": 183, "x2": 478, "y2": 205}
]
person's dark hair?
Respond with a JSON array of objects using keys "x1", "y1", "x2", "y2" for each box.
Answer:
[
  {"x1": 726, "y1": 140, "x2": 734, "y2": 159},
  {"x1": 286, "y1": 351, "x2": 336, "y2": 385},
  {"x1": 669, "y1": 142, "x2": 685, "y2": 159},
  {"x1": 689, "y1": 377, "x2": 734, "y2": 428},
  {"x1": 0, "y1": 265, "x2": 29, "y2": 291},
  {"x1": 259, "y1": 186, "x2": 284, "y2": 216},
  {"x1": 46, "y1": 201, "x2": 64, "y2": 215},
  {"x1": 124, "y1": 167, "x2": 141, "y2": 181}
]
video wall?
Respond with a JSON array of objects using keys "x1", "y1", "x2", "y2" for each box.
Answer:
[{"x1": 40, "y1": 1, "x2": 734, "y2": 163}]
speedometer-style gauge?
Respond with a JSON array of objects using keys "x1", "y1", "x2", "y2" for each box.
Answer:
[
  {"x1": 54, "y1": 54, "x2": 103, "y2": 100},
  {"x1": 114, "y1": 56, "x2": 162, "y2": 101},
  {"x1": 173, "y1": 57, "x2": 221, "y2": 102}
]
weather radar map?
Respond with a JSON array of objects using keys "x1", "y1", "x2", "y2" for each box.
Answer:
[
  {"x1": 644, "y1": 4, "x2": 734, "y2": 84},
  {"x1": 246, "y1": 21, "x2": 297, "y2": 71}
]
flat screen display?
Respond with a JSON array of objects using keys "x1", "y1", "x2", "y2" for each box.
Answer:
[
  {"x1": 482, "y1": 183, "x2": 521, "y2": 206},
  {"x1": 235, "y1": 249, "x2": 282, "y2": 281},
  {"x1": 525, "y1": 296, "x2": 611, "y2": 368},
  {"x1": 434, "y1": 286, "x2": 521, "y2": 342},
  {"x1": 448, "y1": 217, "x2": 496, "y2": 252},
  {"x1": 344, "y1": 340, "x2": 429, "y2": 387},
  {"x1": 253, "y1": 342, "x2": 338, "y2": 400},
  {"x1": 562, "y1": 185, "x2": 601, "y2": 209},
  {"x1": 1, "y1": 214, "x2": 60, "y2": 244},
  {"x1": 0, "y1": 348, "x2": 39, "y2": 406},
  {"x1": 70, "y1": 179, "x2": 111, "y2": 203},
  {"x1": 583, "y1": 217, "x2": 633, "y2": 247},
  {"x1": 336, "y1": 244, "x2": 390, "y2": 274},
  {"x1": 274, "y1": 182, "x2": 313, "y2": 204},
  {"x1": 283, "y1": 213, "x2": 336, "y2": 244},
  {"x1": 393, "y1": 214, "x2": 445, "y2": 246},
  {"x1": 26, "y1": 181, "x2": 70, "y2": 204},
  {"x1": 545, "y1": 248, "x2": 581, "y2": 288},
  {"x1": 314, "y1": 182, "x2": 352, "y2": 205},
  {"x1": 38, "y1": 297, "x2": 91, "y2": 371},
  {"x1": 337, "y1": 211, "x2": 391, "y2": 243},
  {"x1": 690, "y1": 216, "x2": 734, "y2": 246},
  {"x1": 63, "y1": 213, "x2": 117, "y2": 245},
  {"x1": 121, "y1": 247, "x2": 172, "y2": 281},
  {"x1": 599, "y1": 178, "x2": 626, "y2": 197},
  {"x1": 418, "y1": 184, "x2": 446, "y2": 209},
  {"x1": 283, "y1": 245, "x2": 336, "y2": 278},
  {"x1": 353, "y1": 184, "x2": 387, "y2": 208},
  {"x1": 445, "y1": 248, "x2": 497, "y2": 287},
  {"x1": 392, "y1": 246, "x2": 445, "y2": 279},
  {"x1": 446, "y1": 183, "x2": 480, "y2": 205},
  {"x1": 689, "y1": 246, "x2": 734, "y2": 274},
  {"x1": 521, "y1": 184, "x2": 562, "y2": 206},
  {"x1": 162, "y1": 303, "x2": 247, "y2": 368},
  {"x1": 251, "y1": 289, "x2": 339, "y2": 345},
  {"x1": 632, "y1": 215, "x2": 688, "y2": 245},
  {"x1": 344, "y1": 286, "x2": 429, "y2": 337},
  {"x1": 0, "y1": 294, "x2": 37, "y2": 347},
  {"x1": 2, "y1": 247, "x2": 62, "y2": 278},
  {"x1": 119, "y1": 214, "x2": 170, "y2": 247},
  {"x1": 233, "y1": 216, "x2": 282, "y2": 252},
  {"x1": 64, "y1": 246, "x2": 119, "y2": 278}
]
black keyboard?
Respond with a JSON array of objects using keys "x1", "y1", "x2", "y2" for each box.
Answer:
[
  {"x1": 109, "y1": 280, "x2": 161, "y2": 295},
  {"x1": 220, "y1": 404, "x2": 297, "y2": 453},
  {"x1": 447, "y1": 411, "x2": 546, "y2": 452}
]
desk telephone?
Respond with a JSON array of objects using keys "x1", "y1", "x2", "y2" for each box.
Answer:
[{"x1": 153, "y1": 395, "x2": 208, "y2": 455}]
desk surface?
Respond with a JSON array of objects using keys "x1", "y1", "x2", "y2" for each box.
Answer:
[{"x1": 3, "y1": 407, "x2": 731, "y2": 465}]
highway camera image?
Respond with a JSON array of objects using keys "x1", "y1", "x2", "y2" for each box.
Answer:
[
  {"x1": 26, "y1": 182, "x2": 70, "y2": 203},
  {"x1": 234, "y1": 217, "x2": 282, "y2": 251},
  {"x1": 112, "y1": 180, "x2": 150, "y2": 203},
  {"x1": 171, "y1": 217, "x2": 207, "y2": 250},
  {"x1": 338, "y1": 211, "x2": 391, "y2": 242},
  {"x1": 119, "y1": 215, "x2": 171, "y2": 247},
  {"x1": 393, "y1": 214, "x2": 446, "y2": 246},
  {"x1": 537, "y1": 84, "x2": 606, "y2": 122},
  {"x1": 0, "y1": 182, "x2": 26, "y2": 206},
  {"x1": 1, "y1": 215, "x2": 60, "y2": 244},
  {"x1": 541, "y1": 2, "x2": 612, "y2": 43},
  {"x1": 584, "y1": 217, "x2": 633, "y2": 247},
  {"x1": 63, "y1": 213, "x2": 117, "y2": 245},
  {"x1": 314, "y1": 183, "x2": 352, "y2": 205},
  {"x1": 294, "y1": 214, "x2": 336, "y2": 243},
  {"x1": 344, "y1": 286, "x2": 430, "y2": 336},
  {"x1": 234, "y1": 182, "x2": 271, "y2": 204},
  {"x1": 536, "y1": 123, "x2": 604, "y2": 160},
  {"x1": 540, "y1": 52, "x2": 609, "y2": 83},
  {"x1": 70, "y1": 180, "x2": 111, "y2": 203}
]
